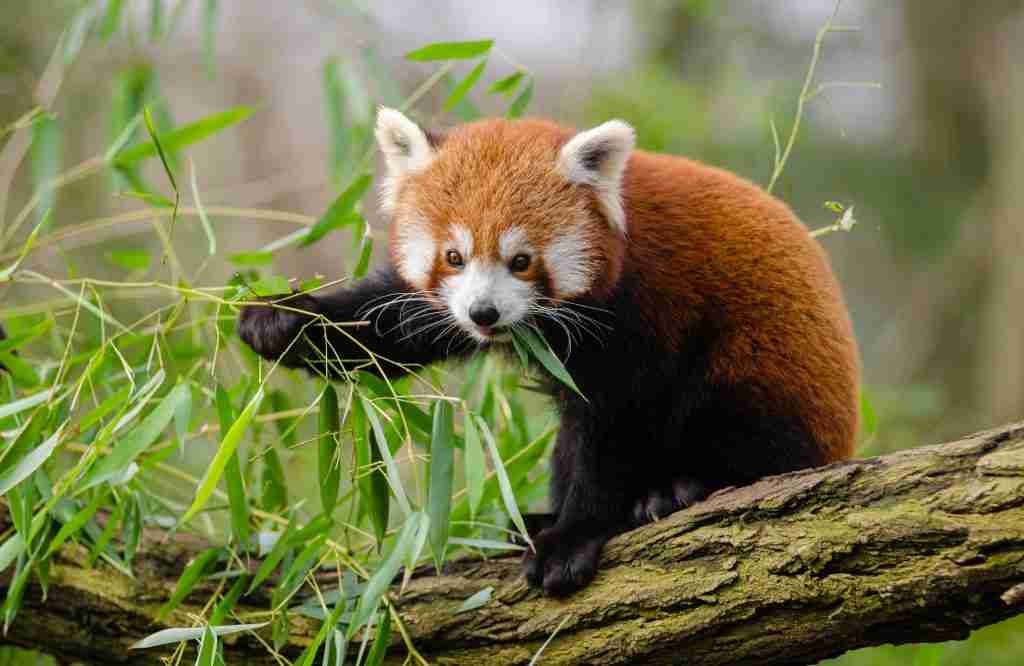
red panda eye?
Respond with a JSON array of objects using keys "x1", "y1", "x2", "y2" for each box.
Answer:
[
  {"x1": 445, "y1": 250, "x2": 464, "y2": 268},
  {"x1": 510, "y1": 254, "x2": 531, "y2": 272}
]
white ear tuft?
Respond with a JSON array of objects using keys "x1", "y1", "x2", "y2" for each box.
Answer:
[
  {"x1": 557, "y1": 120, "x2": 635, "y2": 234},
  {"x1": 375, "y1": 107, "x2": 435, "y2": 212}
]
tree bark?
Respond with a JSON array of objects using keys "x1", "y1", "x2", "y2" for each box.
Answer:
[{"x1": 5, "y1": 422, "x2": 1024, "y2": 665}]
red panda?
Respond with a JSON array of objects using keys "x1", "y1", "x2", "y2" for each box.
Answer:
[{"x1": 239, "y1": 108, "x2": 860, "y2": 596}]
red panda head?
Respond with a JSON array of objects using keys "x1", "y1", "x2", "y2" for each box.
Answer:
[{"x1": 374, "y1": 108, "x2": 632, "y2": 343}]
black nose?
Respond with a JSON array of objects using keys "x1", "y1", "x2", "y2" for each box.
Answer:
[{"x1": 469, "y1": 302, "x2": 500, "y2": 327}]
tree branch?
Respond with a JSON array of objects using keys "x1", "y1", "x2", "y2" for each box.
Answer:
[{"x1": 5, "y1": 422, "x2": 1024, "y2": 665}]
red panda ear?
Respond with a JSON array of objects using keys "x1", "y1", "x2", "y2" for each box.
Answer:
[
  {"x1": 375, "y1": 107, "x2": 436, "y2": 212},
  {"x1": 557, "y1": 120, "x2": 635, "y2": 234}
]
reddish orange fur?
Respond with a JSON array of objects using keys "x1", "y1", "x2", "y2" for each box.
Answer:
[{"x1": 392, "y1": 118, "x2": 860, "y2": 461}]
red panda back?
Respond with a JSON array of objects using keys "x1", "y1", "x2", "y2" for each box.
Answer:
[{"x1": 622, "y1": 151, "x2": 860, "y2": 461}]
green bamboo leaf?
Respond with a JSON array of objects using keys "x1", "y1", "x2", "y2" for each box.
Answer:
[
  {"x1": 506, "y1": 79, "x2": 534, "y2": 119},
  {"x1": 0, "y1": 424, "x2": 65, "y2": 496},
  {"x1": 123, "y1": 493, "x2": 142, "y2": 564},
  {"x1": 450, "y1": 537, "x2": 524, "y2": 552},
  {"x1": 406, "y1": 40, "x2": 494, "y2": 61},
  {"x1": 353, "y1": 398, "x2": 389, "y2": 545},
  {"x1": 462, "y1": 414, "x2": 486, "y2": 518},
  {"x1": 106, "y1": 248, "x2": 151, "y2": 272},
  {"x1": 0, "y1": 210, "x2": 50, "y2": 282},
  {"x1": 248, "y1": 521, "x2": 294, "y2": 593},
  {"x1": 352, "y1": 230, "x2": 373, "y2": 279},
  {"x1": 228, "y1": 251, "x2": 273, "y2": 266},
  {"x1": 488, "y1": 71, "x2": 525, "y2": 96},
  {"x1": 183, "y1": 388, "x2": 264, "y2": 523},
  {"x1": 0, "y1": 388, "x2": 54, "y2": 421},
  {"x1": 113, "y1": 107, "x2": 254, "y2": 167},
  {"x1": 295, "y1": 588, "x2": 349, "y2": 666},
  {"x1": 88, "y1": 499, "x2": 123, "y2": 566},
  {"x1": 323, "y1": 57, "x2": 348, "y2": 183},
  {"x1": 3, "y1": 556, "x2": 31, "y2": 632},
  {"x1": 299, "y1": 173, "x2": 371, "y2": 248},
  {"x1": 474, "y1": 415, "x2": 532, "y2": 549},
  {"x1": 190, "y1": 158, "x2": 217, "y2": 255},
  {"x1": 348, "y1": 513, "x2": 422, "y2": 638},
  {"x1": 99, "y1": 0, "x2": 125, "y2": 39},
  {"x1": 0, "y1": 318, "x2": 51, "y2": 354},
  {"x1": 427, "y1": 401, "x2": 455, "y2": 571},
  {"x1": 512, "y1": 327, "x2": 585, "y2": 400},
  {"x1": 443, "y1": 59, "x2": 487, "y2": 113},
  {"x1": 31, "y1": 116, "x2": 60, "y2": 226},
  {"x1": 216, "y1": 385, "x2": 250, "y2": 546},
  {"x1": 0, "y1": 534, "x2": 25, "y2": 574},
  {"x1": 318, "y1": 384, "x2": 341, "y2": 514},
  {"x1": 0, "y1": 352, "x2": 39, "y2": 388},
  {"x1": 247, "y1": 275, "x2": 291, "y2": 297},
  {"x1": 130, "y1": 622, "x2": 268, "y2": 650},
  {"x1": 360, "y1": 397, "x2": 411, "y2": 516},
  {"x1": 209, "y1": 575, "x2": 249, "y2": 625},
  {"x1": 158, "y1": 547, "x2": 221, "y2": 620},
  {"x1": 82, "y1": 382, "x2": 190, "y2": 489},
  {"x1": 45, "y1": 487, "x2": 110, "y2": 558},
  {"x1": 364, "y1": 608, "x2": 392, "y2": 666},
  {"x1": 143, "y1": 106, "x2": 177, "y2": 193},
  {"x1": 195, "y1": 625, "x2": 217, "y2": 666},
  {"x1": 455, "y1": 586, "x2": 493, "y2": 614}
]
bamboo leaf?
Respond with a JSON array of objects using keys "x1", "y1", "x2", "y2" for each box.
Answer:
[
  {"x1": 113, "y1": 107, "x2": 254, "y2": 167},
  {"x1": 106, "y1": 248, "x2": 151, "y2": 272},
  {"x1": 248, "y1": 520, "x2": 294, "y2": 593},
  {"x1": 82, "y1": 382, "x2": 190, "y2": 489},
  {"x1": 506, "y1": 79, "x2": 534, "y2": 119},
  {"x1": 349, "y1": 513, "x2": 422, "y2": 638},
  {"x1": 443, "y1": 59, "x2": 487, "y2": 113},
  {"x1": 488, "y1": 71, "x2": 525, "y2": 95},
  {"x1": 0, "y1": 424, "x2": 65, "y2": 496},
  {"x1": 299, "y1": 173, "x2": 371, "y2": 248},
  {"x1": 183, "y1": 388, "x2": 263, "y2": 523},
  {"x1": 0, "y1": 388, "x2": 55, "y2": 420},
  {"x1": 455, "y1": 586, "x2": 493, "y2": 614},
  {"x1": 512, "y1": 327, "x2": 585, "y2": 400},
  {"x1": 318, "y1": 384, "x2": 341, "y2": 514},
  {"x1": 406, "y1": 40, "x2": 494, "y2": 61},
  {"x1": 463, "y1": 414, "x2": 486, "y2": 517},
  {"x1": 45, "y1": 487, "x2": 110, "y2": 558},
  {"x1": 474, "y1": 415, "x2": 532, "y2": 549},
  {"x1": 427, "y1": 401, "x2": 455, "y2": 571},
  {"x1": 216, "y1": 384, "x2": 250, "y2": 547},
  {"x1": 353, "y1": 398, "x2": 389, "y2": 545},
  {"x1": 195, "y1": 626, "x2": 217, "y2": 666},
  {"x1": 228, "y1": 251, "x2": 273, "y2": 266},
  {"x1": 361, "y1": 397, "x2": 411, "y2": 515},
  {"x1": 158, "y1": 547, "x2": 221, "y2": 620},
  {"x1": 190, "y1": 158, "x2": 217, "y2": 255},
  {"x1": 364, "y1": 609, "x2": 391, "y2": 666}
]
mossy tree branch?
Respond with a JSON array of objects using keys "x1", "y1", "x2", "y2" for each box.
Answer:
[{"x1": 4, "y1": 422, "x2": 1024, "y2": 665}]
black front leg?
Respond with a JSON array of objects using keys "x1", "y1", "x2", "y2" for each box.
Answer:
[
  {"x1": 522, "y1": 413, "x2": 632, "y2": 596},
  {"x1": 238, "y1": 265, "x2": 468, "y2": 379}
]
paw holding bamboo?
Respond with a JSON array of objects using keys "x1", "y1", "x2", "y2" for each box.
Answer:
[{"x1": 238, "y1": 107, "x2": 859, "y2": 596}]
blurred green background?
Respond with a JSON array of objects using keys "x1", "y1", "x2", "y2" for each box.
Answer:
[{"x1": 3, "y1": 1, "x2": 1024, "y2": 663}]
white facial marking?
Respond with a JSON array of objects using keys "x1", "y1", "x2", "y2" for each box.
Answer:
[
  {"x1": 375, "y1": 107, "x2": 435, "y2": 213},
  {"x1": 394, "y1": 217, "x2": 435, "y2": 289},
  {"x1": 543, "y1": 223, "x2": 596, "y2": 297},
  {"x1": 557, "y1": 120, "x2": 635, "y2": 234},
  {"x1": 442, "y1": 259, "x2": 535, "y2": 342},
  {"x1": 450, "y1": 224, "x2": 474, "y2": 258},
  {"x1": 498, "y1": 227, "x2": 533, "y2": 261}
]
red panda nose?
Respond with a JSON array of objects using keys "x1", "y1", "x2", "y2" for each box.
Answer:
[{"x1": 469, "y1": 302, "x2": 501, "y2": 327}]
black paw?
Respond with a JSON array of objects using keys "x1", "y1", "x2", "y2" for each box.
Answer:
[
  {"x1": 509, "y1": 513, "x2": 557, "y2": 548},
  {"x1": 631, "y1": 476, "x2": 709, "y2": 526},
  {"x1": 521, "y1": 525, "x2": 607, "y2": 597},
  {"x1": 238, "y1": 293, "x2": 318, "y2": 363}
]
